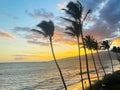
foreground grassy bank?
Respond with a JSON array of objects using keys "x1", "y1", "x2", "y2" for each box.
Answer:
[{"x1": 86, "y1": 70, "x2": 120, "y2": 90}]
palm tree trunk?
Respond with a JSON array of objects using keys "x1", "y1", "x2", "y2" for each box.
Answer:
[
  {"x1": 116, "y1": 52, "x2": 120, "y2": 64},
  {"x1": 107, "y1": 49, "x2": 114, "y2": 73},
  {"x1": 91, "y1": 50, "x2": 100, "y2": 81},
  {"x1": 96, "y1": 50, "x2": 106, "y2": 76},
  {"x1": 77, "y1": 36, "x2": 84, "y2": 90},
  {"x1": 80, "y1": 33, "x2": 93, "y2": 90},
  {"x1": 49, "y1": 37, "x2": 67, "y2": 90}
]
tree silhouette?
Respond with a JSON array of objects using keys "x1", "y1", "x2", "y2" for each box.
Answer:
[
  {"x1": 64, "y1": 20, "x2": 84, "y2": 90},
  {"x1": 84, "y1": 35, "x2": 100, "y2": 81},
  {"x1": 111, "y1": 46, "x2": 120, "y2": 64},
  {"x1": 32, "y1": 20, "x2": 67, "y2": 90},
  {"x1": 62, "y1": 1, "x2": 92, "y2": 90},
  {"x1": 93, "y1": 41, "x2": 106, "y2": 76},
  {"x1": 111, "y1": 46, "x2": 119, "y2": 58},
  {"x1": 101, "y1": 40, "x2": 114, "y2": 73}
]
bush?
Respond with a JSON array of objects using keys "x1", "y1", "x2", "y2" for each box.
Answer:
[{"x1": 86, "y1": 70, "x2": 120, "y2": 90}]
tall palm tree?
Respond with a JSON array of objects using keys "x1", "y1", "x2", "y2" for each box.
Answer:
[
  {"x1": 32, "y1": 20, "x2": 67, "y2": 90},
  {"x1": 93, "y1": 41, "x2": 106, "y2": 76},
  {"x1": 65, "y1": 21, "x2": 84, "y2": 90},
  {"x1": 84, "y1": 35, "x2": 100, "y2": 81},
  {"x1": 62, "y1": 1, "x2": 92, "y2": 90},
  {"x1": 111, "y1": 46, "x2": 119, "y2": 60},
  {"x1": 101, "y1": 40, "x2": 114, "y2": 73}
]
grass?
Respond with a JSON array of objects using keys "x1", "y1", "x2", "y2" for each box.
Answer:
[{"x1": 86, "y1": 70, "x2": 120, "y2": 90}]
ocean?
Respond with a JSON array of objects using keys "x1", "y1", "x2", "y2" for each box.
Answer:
[{"x1": 0, "y1": 52, "x2": 120, "y2": 90}]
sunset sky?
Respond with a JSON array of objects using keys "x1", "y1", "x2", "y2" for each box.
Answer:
[{"x1": 0, "y1": 0, "x2": 120, "y2": 62}]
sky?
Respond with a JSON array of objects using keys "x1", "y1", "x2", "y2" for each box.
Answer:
[{"x1": 0, "y1": 0, "x2": 120, "y2": 62}]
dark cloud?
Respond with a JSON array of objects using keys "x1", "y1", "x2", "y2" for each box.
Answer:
[
  {"x1": 78, "y1": 0, "x2": 120, "y2": 41},
  {"x1": 27, "y1": 40, "x2": 49, "y2": 46},
  {"x1": 83, "y1": 17, "x2": 120, "y2": 42},
  {"x1": 12, "y1": 27, "x2": 31, "y2": 37},
  {"x1": 100, "y1": 0, "x2": 120, "y2": 25},
  {"x1": 81, "y1": 0, "x2": 101, "y2": 10},
  {"x1": 13, "y1": 54, "x2": 40, "y2": 57},
  {"x1": 0, "y1": 29, "x2": 14, "y2": 39},
  {"x1": 15, "y1": 57, "x2": 25, "y2": 60},
  {"x1": 13, "y1": 54, "x2": 26, "y2": 60},
  {"x1": 25, "y1": 9, "x2": 54, "y2": 19},
  {"x1": 13, "y1": 27, "x2": 31, "y2": 32},
  {"x1": 13, "y1": 54, "x2": 40, "y2": 60}
]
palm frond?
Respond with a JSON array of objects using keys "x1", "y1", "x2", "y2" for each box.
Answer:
[
  {"x1": 66, "y1": 1, "x2": 83, "y2": 19},
  {"x1": 31, "y1": 29, "x2": 47, "y2": 37},
  {"x1": 36, "y1": 20, "x2": 54, "y2": 37},
  {"x1": 83, "y1": 9, "x2": 91, "y2": 21},
  {"x1": 61, "y1": 17, "x2": 76, "y2": 23},
  {"x1": 66, "y1": 26, "x2": 76, "y2": 34},
  {"x1": 84, "y1": 35, "x2": 95, "y2": 49},
  {"x1": 64, "y1": 32, "x2": 75, "y2": 37},
  {"x1": 62, "y1": 9, "x2": 75, "y2": 18}
]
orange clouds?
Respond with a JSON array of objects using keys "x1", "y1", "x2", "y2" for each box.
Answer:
[
  {"x1": 0, "y1": 29, "x2": 14, "y2": 39},
  {"x1": 112, "y1": 38, "x2": 120, "y2": 46},
  {"x1": 53, "y1": 28, "x2": 77, "y2": 46}
]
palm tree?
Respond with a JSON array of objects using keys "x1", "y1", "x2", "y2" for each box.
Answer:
[
  {"x1": 32, "y1": 20, "x2": 67, "y2": 90},
  {"x1": 101, "y1": 40, "x2": 114, "y2": 73},
  {"x1": 84, "y1": 35, "x2": 100, "y2": 81},
  {"x1": 62, "y1": 1, "x2": 92, "y2": 90},
  {"x1": 111, "y1": 46, "x2": 119, "y2": 59},
  {"x1": 111, "y1": 46, "x2": 120, "y2": 64},
  {"x1": 64, "y1": 21, "x2": 84, "y2": 90},
  {"x1": 93, "y1": 41, "x2": 106, "y2": 76}
]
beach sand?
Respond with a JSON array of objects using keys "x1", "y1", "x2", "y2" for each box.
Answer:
[
  {"x1": 61, "y1": 51, "x2": 120, "y2": 90},
  {"x1": 66, "y1": 77, "x2": 100, "y2": 90}
]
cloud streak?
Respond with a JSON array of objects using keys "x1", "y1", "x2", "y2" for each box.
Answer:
[
  {"x1": 13, "y1": 54, "x2": 41, "y2": 60},
  {"x1": 0, "y1": 12, "x2": 19, "y2": 20},
  {"x1": 0, "y1": 29, "x2": 14, "y2": 39},
  {"x1": 25, "y1": 9, "x2": 54, "y2": 19},
  {"x1": 27, "y1": 40, "x2": 49, "y2": 46}
]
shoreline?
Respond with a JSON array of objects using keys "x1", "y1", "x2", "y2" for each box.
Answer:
[{"x1": 60, "y1": 51, "x2": 120, "y2": 90}]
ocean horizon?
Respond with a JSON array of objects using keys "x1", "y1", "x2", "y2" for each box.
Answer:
[{"x1": 0, "y1": 51, "x2": 120, "y2": 90}]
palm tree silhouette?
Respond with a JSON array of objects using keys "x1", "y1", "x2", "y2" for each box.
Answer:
[
  {"x1": 64, "y1": 21, "x2": 84, "y2": 90},
  {"x1": 32, "y1": 20, "x2": 67, "y2": 90},
  {"x1": 111, "y1": 46, "x2": 119, "y2": 60},
  {"x1": 62, "y1": 1, "x2": 92, "y2": 90},
  {"x1": 101, "y1": 40, "x2": 114, "y2": 73},
  {"x1": 84, "y1": 35, "x2": 100, "y2": 81},
  {"x1": 93, "y1": 41, "x2": 106, "y2": 76}
]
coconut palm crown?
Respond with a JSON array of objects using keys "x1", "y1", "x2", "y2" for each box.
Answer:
[
  {"x1": 32, "y1": 20, "x2": 54, "y2": 38},
  {"x1": 84, "y1": 35, "x2": 100, "y2": 81},
  {"x1": 62, "y1": 1, "x2": 92, "y2": 89},
  {"x1": 101, "y1": 40, "x2": 114, "y2": 73},
  {"x1": 62, "y1": 1, "x2": 83, "y2": 21},
  {"x1": 65, "y1": 21, "x2": 81, "y2": 37},
  {"x1": 32, "y1": 20, "x2": 67, "y2": 90},
  {"x1": 101, "y1": 40, "x2": 111, "y2": 50},
  {"x1": 84, "y1": 35, "x2": 95, "y2": 49},
  {"x1": 93, "y1": 41, "x2": 106, "y2": 75}
]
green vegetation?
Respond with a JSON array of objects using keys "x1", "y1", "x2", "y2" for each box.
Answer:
[{"x1": 86, "y1": 70, "x2": 120, "y2": 90}]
